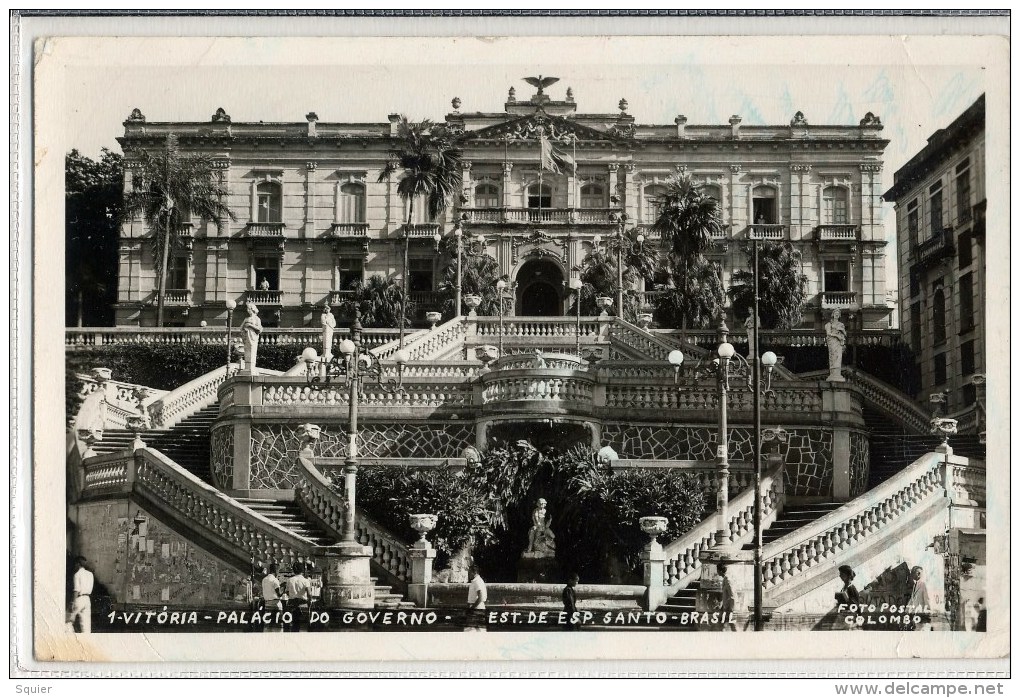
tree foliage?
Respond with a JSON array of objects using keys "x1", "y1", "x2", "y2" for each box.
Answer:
[
  {"x1": 66, "y1": 148, "x2": 123, "y2": 326},
  {"x1": 570, "y1": 235, "x2": 661, "y2": 321},
  {"x1": 435, "y1": 239, "x2": 504, "y2": 318},
  {"x1": 653, "y1": 256, "x2": 726, "y2": 330},
  {"x1": 336, "y1": 274, "x2": 407, "y2": 328},
  {"x1": 728, "y1": 242, "x2": 809, "y2": 329},
  {"x1": 122, "y1": 134, "x2": 234, "y2": 326},
  {"x1": 651, "y1": 172, "x2": 724, "y2": 261},
  {"x1": 378, "y1": 117, "x2": 464, "y2": 223}
]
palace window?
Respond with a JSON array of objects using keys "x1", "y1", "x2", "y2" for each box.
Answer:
[
  {"x1": 956, "y1": 158, "x2": 971, "y2": 223},
  {"x1": 958, "y1": 232, "x2": 973, "y2": 268},
  {"x1": 752, "y1": 185, "x2": 777, "y2": 224},
  {"x1": 257, "y1": 181, "x2": 283, "y2": 223},
  {"x1": 907, "y1": 199, "x2": 919, "y2": 246},
  {"x1": 580, "y1": 182, "x2": 606, "y2": 208},
  {"x1": 643, "y1": 184, "x2": 666, "y2": 223},
  {"x1": 166, "y1": 255, "x2": 189, "y2": 291},
  {"x1": 933, "y1": 352, "x2": 947, "y2": 386},
  {"x1": 527, "y1": 183, "x2": 552, "y2": 209},
  {"x1": 962, "y1": 382, "x2": 977, "y2": 407},
  {"x1": 408, "y1": 257, "x2": 434, "y2": 293},
  {"x1": 822, "y1": 259, "x2": 850, "y2": 293},
  {"x1": 959, "y1": 272, "x2": 975, "y2": 331},
  {"x1": 823, "y1": 186, "x2": 849, "y2": 224},
  {"x1": 932, "y1": 279, "x2": 946, "y2": 344},
  {"x1": 929, "y1": 182, "x2": 944, "y2": 235},
  {"x1": 475, "y1": 183, "x2": 500, "y2": 209},
  {"x1": 254, "y1": 255, "x2": 280, "y2": 291},
  {"x1": 337, "y1": 257, "x2": 364, "y2": 290},
  {"x1": 910, "y1": 302, "x2": 922, "y2": 351},
  {"x1": 961, "y1": 339, "x2": 976, "y2": 377},
  {"x1": 338, "y1": 182, "x2": 366, "y2": 223}
]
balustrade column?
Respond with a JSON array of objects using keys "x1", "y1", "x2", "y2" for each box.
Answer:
[{"x1": 501, "y1": 162, "x2": 514, "y2": 208}]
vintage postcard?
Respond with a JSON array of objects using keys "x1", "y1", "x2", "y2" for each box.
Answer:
[{"x1": 18, "y1": 18, "x2": 1010, "y2": 674}]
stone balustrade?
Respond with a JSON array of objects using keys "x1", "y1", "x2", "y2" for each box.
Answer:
[
  {"x1": 821, "y1": 291, "x2": 859, "y2": 309},
  {"x1": 151, "y1": 364, "x2": 234, "y2": 429},
  {"x1": 801, "y1": 368, "x2": 929, "y2": 433},
  {"x1": 67, "y1": 326, "x2": 403, "y2": 350},
  {"x1": 948, "y1": 459, "x2": 985, "y2": 507},
  {"x1": 608, "y1": 319, "x2": 682, "y2": 362},
  {"x1": 473, "y1": 317, "x2": 601, "y2": 340},
  {"x1": 244, "y1": 290, "x2": 282, "y2": 306},
  {"x1": 662, "y1": 328, "x2": 903, "y2": 349},
  {"x1": 611, "y1": 459, "x2": 756, "y2": 497},
  {"x1": 748, "y1": 224, "x2": 788, "y2": 240},
  {"x1": 163, "y1": 290, "x2": 191, "y2": 305},
  {"x1": 760, "y1": 452, "x2": 946, "y2": 597},
  {"x1": 261, "y1": 381, "x2": 474, "y2": 408},
  {"x1": 491, "y1": 352, "x2": 584, "y2": 371},
  {"x1": 355, "y1": 514, "x2": 412, "y2": 585},
  {"x1": 380, "y1": 317, "x2": 467, "y2": 362},
  {"x1": 659, "y1": 460, "x2": 786, "y2": 592},
  {"x1": 815, "y1": 224, "x2": 860, "y2": 242},
  {"x1": 480, "y1": 368, "x2": 596, "y2": 415},
  {"x1": 79, "y1": 452, "x2": 136, "y2": 498},
  {"x1": 459, "y1": 207, "x2": 620, "y2": 226}
]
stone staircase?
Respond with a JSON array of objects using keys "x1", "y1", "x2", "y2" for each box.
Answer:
[
  {"x1": 237, "y1": 497, "x2": 414, "y2": 610},
  {"x1": 90, "y1": 405, "x2": 219, "y2": 482},
  {"x1": 659, "y1": 502, "x2": 841, "y2": 615}
]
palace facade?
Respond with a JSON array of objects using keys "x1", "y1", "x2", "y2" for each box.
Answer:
[
  {"x1": 884, "y1": 95, "x2": 986, "y2": 433},
  {"x1": 115, "y1": 80, "x2": 892, "y2": 331}
]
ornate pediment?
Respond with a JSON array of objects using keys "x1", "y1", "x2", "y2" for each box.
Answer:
[{"x1": 465, "y1": 111, "x2": 621, "y2": 143}]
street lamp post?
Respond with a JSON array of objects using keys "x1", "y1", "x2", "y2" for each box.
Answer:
[
  {"x1": 607, "y1": 213, "x2": 644, "y2": 319},
  {"x1": 568, "y1": 277, "x2": 583, "y2": 357}
]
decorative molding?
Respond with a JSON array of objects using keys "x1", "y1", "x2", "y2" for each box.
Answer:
[
  {"x1": 305, "y1": 161, "x2": 318, "y2": 171},
  {"x1": 729, "y1": 164, "x2": 742, "y2": 174},
  {"x1": 859, "y1": 163, "x2": 882, "y2": 173},
  {"x1": 790, "y1": 164, "x2": 812, "y2": 173}
]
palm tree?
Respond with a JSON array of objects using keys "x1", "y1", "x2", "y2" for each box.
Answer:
[
  {"x1": 337, "y1": 274, "x2": 406, "y2": 328},
  {"x1": 654, "y1": 257, "x2": 726, "y2": 331},
  {"x1": 378, "y1": 117, "x2": 463, "y2": 344},
  {"x1": 728, "y1": 242, "x2": 809, "y2": 329},
  {"x1": 650, "y1": 172, "x2": 725, "y2": 334},
  {"x1": 571, "y1": 236, "x2": 661, "y2": 321},
  {"x1": 123, "y1": 134, "x2": 233, "y2": 326},
  {"x1": 436, "y1": 242, "x2": 503, "y2": 319}
]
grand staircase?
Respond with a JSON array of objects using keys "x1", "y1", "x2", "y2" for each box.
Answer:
[{"x1": 237, "y1": 497, "x2": 414, "y2": 609}]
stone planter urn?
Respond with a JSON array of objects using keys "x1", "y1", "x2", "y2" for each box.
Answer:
[
  {"x1": 425, "y1": 311, "x2": 442, "y2": 329},
  {"x1": 126, "y1": 415, "x2": 147, "y2": 451},
  {"x1": 637, "y1": 313, "x2": 653, "y2": 330},
  {"x1": 639, "y1": 516, "x2": 669, "y2": 543},
  {"x1": 409, "y1": 513, "x2": 438, "y2": 543},
  {"x1": 597, "y1": 296, "x2": 614, "y2": 317},
  {"x1": 475, "y1": 344, "x2": 499, "y2": 368},
  {"x1": 464, "y1": 294, "x2": 482, "y2": 317}
]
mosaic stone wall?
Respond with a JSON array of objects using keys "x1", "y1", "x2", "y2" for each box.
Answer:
[
  {"x1": 601, "y1": 423, "x2": 834, "y2": 497},
  {"x1": 248, "y1": 422, "x2": 476, "y2": 490},
  {"x1": 849, "y1": 431, "x2": 870, "y2": 497},
  {"x1": 210, "y1": 425, "x2": 234, "y2": 490}
]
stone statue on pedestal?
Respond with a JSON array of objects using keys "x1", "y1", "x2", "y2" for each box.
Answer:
[
  {"x1": 525, "y1": 498, "x2": 556, "y2": 557},
  {"x1": 320, "y1": 304, "x2": 336, "y2": 358},
  {"x1": 825, "y1": 308, "x2": 847, "y2": 382},
  {"x1": 240, "y1": 301, "x2": 263, "y2": 373}
]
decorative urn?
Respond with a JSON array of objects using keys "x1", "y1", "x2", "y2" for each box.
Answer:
[
  {"x1": 464, "y1": 294, "x2": 482, "y2": 317},
  {"x1": 596, "y1": 296, "x2": 614, "y2": 317},
  {"x1": 425, "y1": 311, "x2": 442, "y2": 329},
  {"x1": 639, "y1": 516, "x2": 669, "y2": 542},
  {"x1": 409, "y1": 514, "x2": 438, "y2": 542},
  {"x1": 637, "y1": 312, "x2": 653, "y2": 330}
]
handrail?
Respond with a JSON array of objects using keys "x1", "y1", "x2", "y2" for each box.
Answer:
[
  {"x1": 660, "y1": 459, "x2": 785, "y2": 594},
  {"x1": 130, "y1": 448, "x2": 320, "y2": 572},
  {"x1": 609, "y1": 318, "x2": 690, "y2": 362},
  {"x1": 66, "y1": 326, "x2": 404, "y2": 349},
  {"x1": 760, "y1": 452, "x2": 945, "y2": 595},
  {"x1": 383, "y1": 316, "x2": 467, "y2": 362},
  {"x1": 800, "y1": 367, "x2": 929, "y2": 433},
  {"x1": 473, "y1": 316, "x2": 602, "y2": 340},
  {"x1": 294, "y1": 454, "x2": 412, "y2": 585},
  {"x1": 369, "y1": 328, "x2": 430, "y2": 359},
  {"x1": 151, "y1": 363, "x2": 283, "y2": 429}
]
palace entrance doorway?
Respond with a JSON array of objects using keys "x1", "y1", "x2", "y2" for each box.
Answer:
[{"x1": 515, "y1": 259, "x2": 564, "y2": 316}]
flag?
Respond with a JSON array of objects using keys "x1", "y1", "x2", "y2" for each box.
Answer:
[{"x1": 540, "y1": 135, "x2": 575, "y2": 175}]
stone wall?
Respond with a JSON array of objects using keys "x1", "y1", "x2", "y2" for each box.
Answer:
[
  {"x1": 210, "y1": 425, "x2": 234, "y2": 490},
  {"x1": 601, "y1": 423, "x2": 834, "y2": 496},
  {"x1": 248, "y1": 422, "x2": 476, "y2": 489},
  {"x1": 849, "y1": 431, "x2": 871, "y2": 497}
]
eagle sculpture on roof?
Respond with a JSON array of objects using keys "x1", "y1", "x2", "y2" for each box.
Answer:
[{"x1": 523, "y1": 75, "x2": 559, "y2": 95}]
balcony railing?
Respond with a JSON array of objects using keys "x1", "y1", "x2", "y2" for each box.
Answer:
[
  {"x1": 245, "y1": 222, "x2": 285, "y2": 237},
  {"x1": 329, "y1": 290, "x2": 356, "y2": 306},
  {"x1": 175, "y1": 223, "x2": 194, "y2": 237},
  {"x1": 820, "y1": 291, "x2": 859, "y2": 309},
  {"x1": 244, "y1": 289, "x2": 282, "y2": 305},
  {"x1": 460, "y1": 207, "x2": 619, "y2": 225},
  {"x1": 329, "y1": 222, "x2": 368, "y2": 238},
  {"x1": 748, "y1": 224, "x2": 788, "y2": 240},
  {"x1": 163, "y1": 289, "x2": 191, "y2": 305},
  {"x1": 815, "y1": 224, "x2": 860, "y2": 242},
  {"x1": 409, "y1": 291, "x2": 442, "y2": 308},
  {"x1": 403, "y1": 223, "x2": 441, "y2": 237},
  {"x1": 914, "y1": 228, "x2": 955, "y2": 267}
]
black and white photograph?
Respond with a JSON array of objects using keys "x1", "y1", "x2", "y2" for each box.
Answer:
[{"x1": 15, "y1": 18, "x2": 1009, "y2": 673}]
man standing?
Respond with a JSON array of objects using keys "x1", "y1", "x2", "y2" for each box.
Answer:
[
  {"x1": 718, "y1": 563, "x2": 737, "y2": 631},
  {"x1": 261, "y1": 563, "x2": 283, "y2": 632},
  {"x1": 562, "y1": 573, "x2": 580, "y2": 631},
  {"x1": 284, "y1": 562, "x2": 311, "y2": 632},
  {"x1": 465, "y1": 564, "x2": 487, "y2": 632},
  {"x1": 70, "y1": 556, "x2": 94, "y2": 633},
  {"x1": 908, "y1": 566, "x2": 931, "y2": 631}
]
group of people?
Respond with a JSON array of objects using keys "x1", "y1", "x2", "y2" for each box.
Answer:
[{"x1": 258, "y1": 561, "x2": 315, "y2": 632}]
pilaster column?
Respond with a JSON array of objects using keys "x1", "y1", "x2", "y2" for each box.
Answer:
[
  {"x1": 623, "y1": 163, "x2": 638, "y2": 222},
  {"x1": 249, "y1": 179, "x2": 258, "y2": 223},
  {"x1": 462, "y1": 160, "x2": 473, "y2": 208},
  {"x1": 791, "y1": 165, "x2": 811, "y2": 239},
  {"x1": 501, "y1": 162, "x2": 514, "y2": 208},
  {"x1": 859, "y1": 163, "x2": 882, "y2": 242},
  {"x1": 304, "y1": 162, "x2": 317, "y2": 239},
  {"x1": 212, "y1": 160, "x2": 231, "y2": 304},
  {"x1": 728, "y1": 165, "x2": 741, "y2": 229},
  {"x1": 608, "y1": 163, "x2": 620, "y2": 207}
]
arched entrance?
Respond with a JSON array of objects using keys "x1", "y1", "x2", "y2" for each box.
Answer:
[{"x1": 515, "y1": 259, "x2": 564, "y2": 316}]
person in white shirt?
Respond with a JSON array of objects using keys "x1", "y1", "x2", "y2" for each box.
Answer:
[
  {"x1": 260, "y1": 563, "x2": 284, "y2": 632},
  {"x1": 70, "y1": 556, "x2": 94, "y2": 633},
  {"x1": 465, "y1": 564, "x2": 487, "y2": 632},
  {"x1": 284, "y1": 562, "x2": 311, "y2": 632}
]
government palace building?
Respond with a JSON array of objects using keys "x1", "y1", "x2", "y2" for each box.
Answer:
[{"x1": 114, "y1": 79, "x2": 892, "y2": 331}]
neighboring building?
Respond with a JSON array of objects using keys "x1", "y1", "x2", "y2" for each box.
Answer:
[
  {"x1": 115, "y1": 79, "x2": 893, "y2": 332},
  {"x1": 884, "y1": 95, "x2": 985, "y2": 434}
]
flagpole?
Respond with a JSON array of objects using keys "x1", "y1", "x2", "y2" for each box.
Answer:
[{"x1": 538, "y1": 132, "x2": 543, "y2": 224}]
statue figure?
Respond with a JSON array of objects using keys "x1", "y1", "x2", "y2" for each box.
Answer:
[
  {"x1": 533, "y1": 349, "x2": 547, "y2": 369},
  {"x1": 825, "y1": 308, "x2": 847, "y2": 382},
  {"x1": 744, "y1": 312, "x2": 761, "y2": 360},
  {"x1": 259, "y1": 277, "x2": 270, "y2": 292},
  {"x1": 240, "y1": 302, "x2": 263, "y2": 373},
  {"x1": 320, "y1": 304, "x2": 336, "y2": 358},
  {"x1": 790, "y1": 110, "x2": 808, "y2": 127},
  {"x1": 526, "y1": 498, "x2": 556, "y2": 557}
]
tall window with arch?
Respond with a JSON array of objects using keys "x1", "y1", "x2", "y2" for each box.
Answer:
[
  {"x1": 475, "y1": 182, "x2": 500, "y2": 209},
  {"x1": 823, "y1": 186, "x2": 849, "y2": 224},
  {"x1": 337, "y1": 182, "x2": 366, "y2": 223},
  {"x1": 256, "y1": 181, "x2": 282, "y2": 223},
  {"x1": 527, "y1": 182, "x2": 552, "y2": 209},
  {"x1": 643, "y1": 184, "x2": 667, "y2": 223},
  {"x1": 580, "y1": 182, "x2": 606, "y2": 209},
  {"x1": 752, "y1": 185, "x2": 777, "y2": 224}
]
